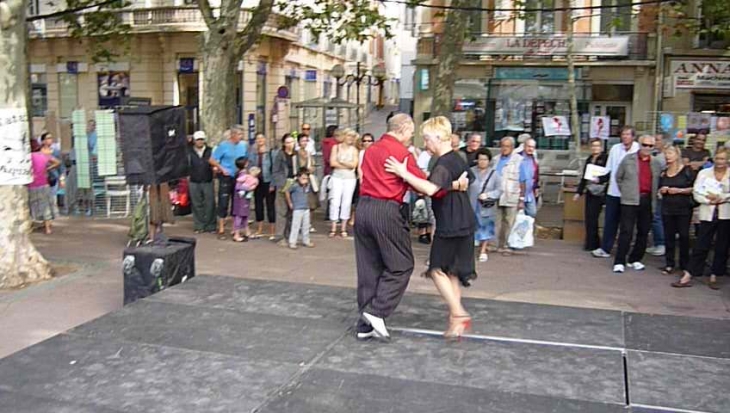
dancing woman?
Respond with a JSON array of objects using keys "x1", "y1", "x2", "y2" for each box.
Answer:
[{"x1": 386, "y1": 116, "x2": 475, "y2": 338}]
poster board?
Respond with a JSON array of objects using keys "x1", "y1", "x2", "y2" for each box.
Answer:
[{"x1": 0, "y1": 108, "x2": 32, "y2": 185}]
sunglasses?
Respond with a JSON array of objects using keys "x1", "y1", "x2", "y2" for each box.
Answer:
[
  {"x1": 641, "y1": 143, "x2": 654, "y2": 148},
  {"x1": 363, "y1": 140, "x2": 373, "y2": 143}
]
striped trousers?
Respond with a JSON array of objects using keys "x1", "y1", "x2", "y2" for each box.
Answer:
[{"x1": 354, "y1": 196, "x2": 415, "y2": 332}]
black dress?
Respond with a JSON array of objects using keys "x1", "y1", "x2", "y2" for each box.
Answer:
[{"x1": 427, "y1": 151, "x2": 477, "y2": 287}]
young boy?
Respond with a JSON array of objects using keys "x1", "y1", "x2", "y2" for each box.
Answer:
[
  {"x1": 286, "y1": 168, "x2": 315, "y2": 249},
  {"x1": 231, "y1": 158, "x2": 260, "y2": 242}
]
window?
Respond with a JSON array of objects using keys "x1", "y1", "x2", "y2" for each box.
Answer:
[
  {"x1": 600, "y1": 0, "x2": 631, "y2": 33},
  {"x1": 524, "y1": 0, "x2": 555, "y2": 34},
  {"x1": 323, "y1": 79, "x2": 332, "y2": 98},
  {"x1": 58, "y1": 73, "x2": 78, "y2": 119},
  {"x1": 28, "y1": 0, "x2": 39, "y2": 16},
  {"x1": 30, "y1": 73, "x2": 47, "y2": 117}
]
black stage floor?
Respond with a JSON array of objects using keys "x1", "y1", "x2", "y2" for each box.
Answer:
[{"x1": 1, "y1": 275, "x2": 728, "y2": 413}]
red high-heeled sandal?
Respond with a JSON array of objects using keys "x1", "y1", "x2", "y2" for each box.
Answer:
[{"x1": 444, "y1": 315, "x2": 472, "y2": 340}]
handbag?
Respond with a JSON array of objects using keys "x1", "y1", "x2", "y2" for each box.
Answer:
[
  {"x1": 478, "y1": 170, "x2": 497, "y2": 209},
  {"x1": 587, "y1": 182, "x2": 607, "y2": 197}
]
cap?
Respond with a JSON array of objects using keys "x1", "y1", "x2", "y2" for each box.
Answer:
[{"x1": 193, "y1": 131, "x2": 207, "y2": 141}]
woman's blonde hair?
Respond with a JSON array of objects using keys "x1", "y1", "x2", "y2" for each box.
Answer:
[
  {"x1": 420, "y1": 116, "x2": 452, "y2": 143},
  {"x1": 342, "y1": 128, "x2": 359, "y2": 144},
  {"x1": 664, "y1": 145, "x2": 683, "y2": 165},
  {"x1": 334, "y1": 128, "x2": 345, "y2": 143}
]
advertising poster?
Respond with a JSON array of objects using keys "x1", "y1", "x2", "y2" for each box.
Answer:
[
  {"x1": 541, "y1": 115, "x2": 571, "y2": 136},
  {"x1": 0, "y1": 108, "x2": 32, "y2": 185},
  {"x1": 98, "y1": 71, "x2": 130, "y2": 108},
  {"x1": 687, "y1": 112, "x2": 712, "y2": 134},
  {"x1": 712, "y1": 116, "x2": 730, "y2": 137},
  {"x1": 590, "y1": 116, "x2": 610, "y2": 139}
]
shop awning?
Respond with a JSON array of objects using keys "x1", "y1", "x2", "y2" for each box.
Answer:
[{"x1": 293, "y1": 97, "x2": 358, "y2": 109}]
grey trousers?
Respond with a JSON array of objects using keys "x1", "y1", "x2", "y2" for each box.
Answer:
[
  {"x1": 289, "y1": 209, "x2": 311, "y2": 246},
  {"x1": 190, "y1": 181, "x2": 216, "y2": 232},
  {"x1": 275, "y1": 191, "x2": 291, "y2": 240},
  {"x1": 354, "y1": 197, "x2": 414, "y2": 332},
  {"x1": 495, "y1": 205, "x2": 517, "y2": 249}
]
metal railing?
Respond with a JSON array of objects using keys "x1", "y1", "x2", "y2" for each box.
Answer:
[
  {"x1": 417, "y1": 32, "x2": 650, "y2": 61},
  {"x1": 29, "y1": 6, "x2": 300, "y2": 41}
]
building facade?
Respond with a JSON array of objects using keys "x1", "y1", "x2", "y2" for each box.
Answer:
[{"x1": 27, "y1": 1, "x2": 384, "y2": 146}]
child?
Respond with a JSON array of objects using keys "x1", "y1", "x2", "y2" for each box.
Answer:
[
  {"x1": 232, "y1": 158, "x2": 260, "y2": 242},
  {"x1": 286, "y1": 168, "x2": 315, "y2": 249}
]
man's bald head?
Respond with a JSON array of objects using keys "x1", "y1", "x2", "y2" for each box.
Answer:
[{"x1": 387, "y1": 113, "x2": 415, "y2": 145}]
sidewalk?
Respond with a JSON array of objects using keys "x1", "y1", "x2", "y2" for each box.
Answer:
[{"x1": 1, "y1": 212, "x2": 728, "y2": 359}]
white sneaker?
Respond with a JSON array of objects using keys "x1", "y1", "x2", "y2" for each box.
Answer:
[
  {"x1": 646, "y1": 245, "x2": 666, "y2": 257},
  {"x1": 479, "y1": 253, "x2": 489, "y2": 263},
  {"x1": 592, "y1": 248, "x2": 611, "y2": 258},
  {"x1": 628, "y1": 262, "x2": 645, "y2": 271},
  {"x1": 613, "y1": 264, "x2": 625, "y2": 273},
  {"x1": 362, "y1": 312, "x2": 390, "y2": 339}
]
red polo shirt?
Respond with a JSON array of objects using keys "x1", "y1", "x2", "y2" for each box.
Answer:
[
  {"x1": 321, "y1": 137, "x2": 337, "y2": 175},
  {"x1": 638, "y1": 155, "x2": 652, "y2": 195},
  {"x1": 360, "y1": 134, "x2": 427, "y2": 203}
]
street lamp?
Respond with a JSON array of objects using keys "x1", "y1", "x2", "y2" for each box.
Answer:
[{"x1": 331, "y1": 62, "x2": 387, "y2": 133}]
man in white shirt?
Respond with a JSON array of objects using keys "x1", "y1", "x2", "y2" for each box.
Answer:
[
  {"x1": 592, "y1": 126, "x2": 639, "y2": 258},
  {"x1": 297, "y1": 123, "x2": 317, "y2": 155}
]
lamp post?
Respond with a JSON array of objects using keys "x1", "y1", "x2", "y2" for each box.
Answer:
[{"x1": 331, "y1": 62, "x2": 387, "y2": 133}]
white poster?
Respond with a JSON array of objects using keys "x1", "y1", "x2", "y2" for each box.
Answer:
[
  {"x1": 590, "y1": 116, "x2": 610, "y2": 139},
  {"x1": 541, "y1": 116, "x2": 571, "y2": 136},
  {"x1": 0, "y1": 108, "x2": 32, "y2": 185}
]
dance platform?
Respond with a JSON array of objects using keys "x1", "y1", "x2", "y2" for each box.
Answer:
[{"x1": 1, "y1": 275, "x2": 728, "y2": 413}]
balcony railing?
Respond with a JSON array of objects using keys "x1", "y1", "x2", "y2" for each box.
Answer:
[
  {"x1": 417, "y1": 32, "x2": 650, "y2": 61},
  {"x1": 28, "y1": 6, "x2": 300, "y2": 42}
]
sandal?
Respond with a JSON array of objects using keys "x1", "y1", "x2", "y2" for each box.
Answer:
[
  {"x1": 444, "y1": 314, "x2": 472, "y2": 339},
  {"x1": 661, "y1": 267, "x2": 674, "y2": 276},
  {"x1": 341, "y1": 231, "x2": 349, "y2": 238},
  {"x1": 671, "y1": 280, "x2": 693, "y2": 288},
  {"x1": 329, "y1": 231, "x2": 337, "y2": 238},
  {"x1": 709, "y1": 280, "x2": 720, "y2": 290}
]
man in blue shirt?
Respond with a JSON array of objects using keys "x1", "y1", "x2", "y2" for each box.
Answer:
[
  {"x1": 213, "y1": 126, "x2": 248, "y2": 237},
  {"x1": 519, "y1": 138, "x2": 539, "y2": 218}
]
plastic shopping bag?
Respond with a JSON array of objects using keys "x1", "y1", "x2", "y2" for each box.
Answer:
[{"x1": 508, "y1": 211, "x2": 535, "y2": 249}]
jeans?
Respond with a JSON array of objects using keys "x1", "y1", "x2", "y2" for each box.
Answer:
[
  {"x1": 190, "y1": 181, "x2": 216, "y2": 232},
  {"x1": 651, "y1": 200, "x2": 665, "y2": 247},
  {"x1": 663, "y1": 214, "x2": 691, "y2": 270},
  {"x1": 601, "y1": 195, "x2": 622, "y2": 253},
  {"x1": 523, "y1": 201, "x2": 537, "y2": 218},
  {"x1": 614, "y1": 195, "x2": 652, "y2": 266},
  {"x1": 217, "y1": 176, "x2": 235, "y2": 218},
  {"x1": 289, "y1": 209, "x2": 311, "y2": 246},
  {"x1": 329, "y1": 176, "x2": 357, "y2": 222}
]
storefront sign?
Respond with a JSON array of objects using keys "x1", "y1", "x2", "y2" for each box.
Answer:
[
  {"x1": 305, "y1": 70, "x2": 317, "y2": 82},
  {"x1": 419, "y1": 68, "x2": 430, "y2": 91},
  {"x1": 179, "y1": 58, "x2": 195, "y2": 74},
  {"x1": 0, "y1": 108, "x2": 32, "y2": 185},
  {"x1": 670, "y1": 60, "x2": 730, "y2": 89},
  {"x1": 495, "y1": 67, "x2": 579, "y2": 81},
  {"x1": 248, "y1": 113, "x2": 256, "y2": 145},
  {"x1": 463, "y1": 36, "x2": 629, "y2": 56}
]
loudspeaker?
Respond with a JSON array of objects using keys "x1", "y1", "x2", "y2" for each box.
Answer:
[
  {"x1": 123, "y1": 236, "x2": 196, "y2": 305},
  {"x1": 118, "y1": 105, "x2": 189, "y2": 185}
]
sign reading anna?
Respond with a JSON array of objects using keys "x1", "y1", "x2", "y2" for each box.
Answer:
[
  {"x1": 670, "y1": 60, "x2": 730, "y2": 89},
  {"x1": 463, "y1": 36, "x2": 629, "y2": 56}
]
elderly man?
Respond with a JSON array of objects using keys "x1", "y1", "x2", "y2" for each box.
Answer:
[
  {"x1": 460, "y1": 133, "x2": 483, "y2": 167},
  {"x1": 212, "y1": 126, "x2": 248, "y2": 238},
  {"x1": 613, "y1": 135, "x2": 663, "y2": 273},
  {"x1": 493, "y1": 136, "x2": 523, "y2": 253},
  {"x1": 519, "y1": 138, "x2": 540, "y2": 218},
  {"x1": 188, "y1": 131, "x2": 217, "y2": 233},
  {"x1": 355, "y1": 113, "x2": 467, "y2": 340},
  {"x1": 593, "y1": 126, "x2": 639, "y2": 258},
  {"x1": 297, "y1": 123, "x2": 317, "y2": 156},
  {"x1": 647, "y1": 133, "x2": 668, "y2": 257}
]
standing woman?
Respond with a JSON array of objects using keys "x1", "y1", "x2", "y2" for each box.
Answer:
[
  {"x1": 28, "y1": 140, "x2": 61, "y2": 234},
  {"x1": 296, "y1": 133, "x2": 320, "y2": 213},
  {"x1": 350, "y1": 133, "x2": 375, "y2": 227},
  {"x1": 249, "y1": 133, "x2": 276, "y2": 240},
  {"x1": 272, "y1": 134, "x2": 297, "y2": 245},
  {"x1": 386, "y1": 116, "x2": 475, "y2": 338},
  {"x1": 658, "y1": 146, "x2": 695, "y2": 275},
  {"x1": 469, "y1": 148, "x2": 502, "y2": 262},
  {"x1": 329, "y1": 128, "x2": 359, "y2": 238},
  {"x1": 574, "y1": 139, "x2": 609, "y2": 251},
  {"x1": 672, "y1": 147, "x2": 730, "y2": 290}
]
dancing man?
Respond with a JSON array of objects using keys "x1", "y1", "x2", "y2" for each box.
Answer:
[{"x1": 355, "y1": 114, "x2": 468, "y2": 340}]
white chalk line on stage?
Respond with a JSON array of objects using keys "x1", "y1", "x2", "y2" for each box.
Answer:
[
  {"x1": 390, "y1": 326, "x2": 626, "y2": 353},
  {"x1": 629, "y1": 404, "x2": 713, "y2": 413}
]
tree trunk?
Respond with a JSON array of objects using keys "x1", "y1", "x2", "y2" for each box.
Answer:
[
  {"x1": 566, "y1": 10, "x2": 581, "y2": 154},
  {"x1": 200, "y1": 30, "x2": 239, "y2": 144},
  {"x1": 0, "y1": 0, "x2": 53, "y2": 289},
  {"x1": 430, "y1": 0, "x2": 478, "y2": 118}
]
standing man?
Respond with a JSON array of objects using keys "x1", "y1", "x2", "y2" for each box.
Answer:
[
  {"x1": 297, "y1": 123, "x2": 317, "y2": 156},
  {"x1": 493, "y1": 137, "x2": 523, "y2": 254},
  {"x1": 355, "y1": 114, "x2": 467, "y2": 340},
  {"x1": 212, "y1": 126, "x2": 248, "y2": 238},
  {"x1": 460, "y1": 133, "x2": 483, "y2": 167},
  {"x1": 613, "y1": 135, "x2": 663, "y2": 273},
  {"x1": 188, "y1": 131, "x2": 217, "y2": 233},
  {"x1": 592, "y1": 126, "x2": 639, "y2": 258},
  {"x1": 647, "y1": 133, "x2": 667, "y2": 257},
  {"x1": 519, "y1": 138, "x2": 540, "y2": 218}
]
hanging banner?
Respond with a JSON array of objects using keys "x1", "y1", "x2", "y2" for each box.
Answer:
[
  {"x1": 541, "y1": 116, "x2": 571, "y2": 136},
  {"x1": 590, "y1": 116, "x2": 610, "y2": 139},
  {"x1": 0, "y1": 108, "x2": 32, "y2": 185}
]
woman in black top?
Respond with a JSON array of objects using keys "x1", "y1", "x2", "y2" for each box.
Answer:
[
  {"x1": 574, "y1": 139, "x2": 609, "y2": 251},
  {"x1": 658, "y1": 146, "x2": 695, "y2": 274},
  {"x1": 386, "y1": 116, "x2": 474, "y2": 339}
]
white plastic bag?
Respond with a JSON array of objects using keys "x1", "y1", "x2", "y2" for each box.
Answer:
[{"x1": 508, "y1": 211, "x2": 535, "y2": 249}]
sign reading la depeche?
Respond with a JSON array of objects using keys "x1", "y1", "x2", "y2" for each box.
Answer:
[
  {"x1": 463, "y1": 36, "x2": 629, "y2": 56},
  {"x1": 670, "y1": 60, "x2": 730, "y2": 89},
  {"x1": 0, "y1": 108, "x2": 32, "y2": 186}
]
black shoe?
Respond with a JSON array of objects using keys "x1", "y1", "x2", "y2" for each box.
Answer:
[{"x1": 418, "y1": 234, "x2": 430, "y2": 244}]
